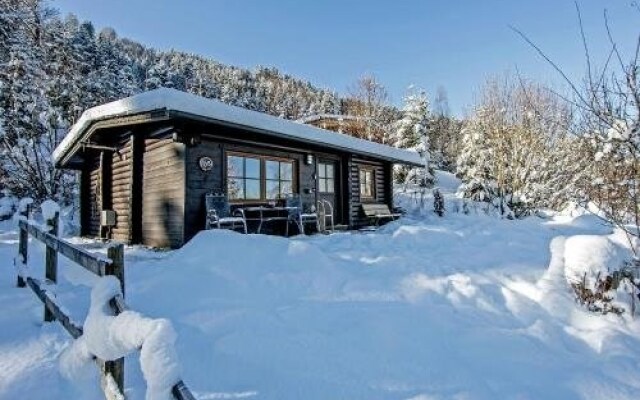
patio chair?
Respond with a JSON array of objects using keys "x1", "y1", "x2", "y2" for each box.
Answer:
[
  {"x1": 284, "y1": 194, "x2": 319, "y2": 236},
  {"x1": 205, "y1": 192, "x2": 247, "y2": 234},
  {"x1": 317, "y1": 199, "x2": 334, "y2": 233}
]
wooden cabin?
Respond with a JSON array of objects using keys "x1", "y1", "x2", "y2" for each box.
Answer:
[{"x1": 53, "y1": 88, "x2": 422, "y2": 248}]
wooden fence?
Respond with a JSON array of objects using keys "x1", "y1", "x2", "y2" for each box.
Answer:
[{"x1": 15, "y1": 209, "x2": 195, "y2": 400}]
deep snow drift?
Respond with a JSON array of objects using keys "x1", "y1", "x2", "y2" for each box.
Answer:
[{"x1": 1, "y1": 176, "x2": 640, "y2": 399}]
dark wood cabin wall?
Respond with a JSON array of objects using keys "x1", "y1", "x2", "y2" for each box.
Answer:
[
  {"x1": 183, "y1": 138, "x2": 315, "y2": 242},
  {"x1": 85, "y1": 154, "x2": 101, "y2": 237},
  {"x1": 348, "y1": 157, "x2": 388, "y2": 227},
  {"x1": 183, "y1": 140, "x2": 223, "y2": 242},
  {"x1": 142, "y1": 138, "x2": 186, "y2": 248},
  {"x1": 80, "y1": 138, "x2": 133, "y2": 240},
  {"x1": 129, "y1": 134, "x2": 144, "y2": 244},
  {"x1": 383, "y1": 161, "x2": 394, "y2": 210},
  {"x1": 110, "y1": 138, "x2": 132, "y2": 242},
  {"x1": 79, "y1": 169, "x2": 90, "y2": 236}
]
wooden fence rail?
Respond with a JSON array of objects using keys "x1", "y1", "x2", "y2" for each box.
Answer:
[{"x1": 16, "y1": 210, "x2": 195, "y2": 400}]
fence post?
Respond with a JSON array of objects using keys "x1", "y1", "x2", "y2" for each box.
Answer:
[
  {"x1": 103, "y1": 243, "x2": 125, "y2": 395},
  {"x1": 106, "y1": 243, "x2": 125, "y2": 297},
  {"x1": 44, "y1": 211, "x2": 60, "y2": 322},
  {"x1": 16, "y1": 204, "x2": 31, "y2": 288},
  {"x1": 17, "y1": 223, "x2": 27, "y2": 288}
]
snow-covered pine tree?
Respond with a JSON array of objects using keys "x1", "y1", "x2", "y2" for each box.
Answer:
[
  {"x1": 95, "y1": 27, "x2": 138, "y2": 103},
  {"x1": 455, "y1": 117, "x2": 498, "y2": 204},
  {"x1": 0, "y1": 7, "x2": 73, "y2": 202},
  {"x1": 0, "y1": 0, "x2": 22, "y2": 62},
  {"x1": 394, "y1": 87, "x2": 434, "y2": 186},
  {"x1": 144, "y1": 56, "x2": 172, "y2": 90}
]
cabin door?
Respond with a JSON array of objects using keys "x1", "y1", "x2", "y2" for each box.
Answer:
[{"x1": 317, "y1": 160, "x2": 339, "y2": 226}]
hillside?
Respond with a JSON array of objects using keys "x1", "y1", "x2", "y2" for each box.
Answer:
[{"x1": 0, "y1": 1, "x2": 347, "y2": 202}]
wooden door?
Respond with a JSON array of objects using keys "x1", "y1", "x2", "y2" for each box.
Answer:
[{"x1": 317, "y1": 160, "x2": 339, "y2": 224}]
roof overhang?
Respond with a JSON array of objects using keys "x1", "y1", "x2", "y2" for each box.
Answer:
[
  {"x1": 53, "y1": 88, "x2": 424, "y2": 168},
  {"x1": 53, "y1": 110, "x2": 171, "y2": 168}
]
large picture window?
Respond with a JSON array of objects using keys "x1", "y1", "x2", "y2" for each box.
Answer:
[
  {"x1": 359, "y1": 168, "x2": 375, "y2": 199},
  {"x1": 318, "y1": 162, "x2": 335, "y2": 193},
  {"x1": 266, "y1": 160, "x2": 293, "y2": 199},
  {"x1": 227, "y1": 152, "x2": 295, "y2": 201}
]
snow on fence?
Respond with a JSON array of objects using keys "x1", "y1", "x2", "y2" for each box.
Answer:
[{"x1": 14, "y1": 206, "x2": 195, "y2": 400}]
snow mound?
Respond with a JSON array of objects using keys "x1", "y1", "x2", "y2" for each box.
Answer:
[
  {"x1": 134, "y1": 230, "x2": 344, "y2": 310},
  {"x1": 17, "y1": 197, "x2": 33, "y2": 213},
  {"x1": 41, "y1": 200, "x2": 61, "y2": 221},
  {"x1": 564, "y1": 233, "x2": 631, "y2": 287},
  {"x1": 434, "y1": 170, "x2": 461, "y2": 193}
]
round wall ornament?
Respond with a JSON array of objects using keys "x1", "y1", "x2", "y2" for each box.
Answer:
[{"x1": 198, "y1": 156, "x2": 214, "y2": 171}]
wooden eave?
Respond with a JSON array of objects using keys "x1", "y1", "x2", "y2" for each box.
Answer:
[{"x1": 56, "y1": 110, "x2": 171, "y2": 169}]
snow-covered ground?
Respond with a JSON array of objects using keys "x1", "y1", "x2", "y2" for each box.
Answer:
[{"x1": 2, "y1": 171, "x2": 640, "y2": 399}]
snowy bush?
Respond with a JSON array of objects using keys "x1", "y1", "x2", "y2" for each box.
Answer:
[
  {"x1": 571, "y1": 272, "x2": 625, "y2": 315},
  {"x1": 433, "y1": 188, "x2": 444, "y2": 217},
  {"x1": 456, "y1": 178, "x2": 498, "y2": 204},
  {"x1": 456, "y1": 76, "x2": 580, "y2": 218},
  {"x1": 581, "y1": 120, "x2": 640, "y2": 240},
  {"x1": 564, "y1": 232, "x2": 640, "y2": 315}
]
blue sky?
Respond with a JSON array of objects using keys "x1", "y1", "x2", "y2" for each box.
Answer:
[{"x1": 54, "y1": 0, "x2": 639, "y2": 116}]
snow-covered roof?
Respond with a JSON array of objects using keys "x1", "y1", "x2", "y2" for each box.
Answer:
[{"x1": 53, "y1": 88, "x2": 422, "y2": 166}]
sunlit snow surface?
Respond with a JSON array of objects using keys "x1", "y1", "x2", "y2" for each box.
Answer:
[{"x1": 1, "y1": 172, "x2": 640, "y2": 399}]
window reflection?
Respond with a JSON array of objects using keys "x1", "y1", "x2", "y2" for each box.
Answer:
[{"x1": 227, "y1": 153, "x2": 295, "y2": 201}]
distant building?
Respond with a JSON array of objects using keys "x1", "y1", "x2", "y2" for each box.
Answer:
[{"x1": 297, "y1": 114, "x2": 368, "y2": 137}]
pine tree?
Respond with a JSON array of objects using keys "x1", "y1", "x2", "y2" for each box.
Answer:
[
  {"x1": 0, "y1": 8, "x2": 73, "y2": 202},
  {"x1": 456, "y1": 120, "x2": 497, "y2": 203},
  {"x1": 394, "y1": 88, "x2": 434, "y2": 186}
]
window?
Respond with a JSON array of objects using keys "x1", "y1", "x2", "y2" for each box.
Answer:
[
  {"x1": 359, "y1": 168, "x2": 375, "y2": 199},
  {"x1": 227, "y1": 155, "x2": 261, "y2": 200},
  {"x1": 266, "y1": 159, "x2": 294, "y2": 199},
  {"x1": 318, "y1": 162, "x2": 335, "y2": 193},
  {"x1": 227, "y1": 152, "x2": 295, "y2": 201}
]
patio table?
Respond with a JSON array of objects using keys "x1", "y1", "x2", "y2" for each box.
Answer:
[{"x1": 240, "y1": 206, "x2": 301, "y2": 234}]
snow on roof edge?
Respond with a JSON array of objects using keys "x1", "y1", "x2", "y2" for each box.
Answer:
[{"x1": 52, "y1": 88, "x2": 423, "y2": 166}]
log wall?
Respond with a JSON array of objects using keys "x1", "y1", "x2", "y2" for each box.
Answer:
[
  {"x1": 347, "y1": 157, "x2": 392, "y2": 227},
  {"x1": 141, "y1": 137, "x2": 186, "y2": 248},
  {"x1": 111, "y1": 138, "x2": 132, "y2": 242}
]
